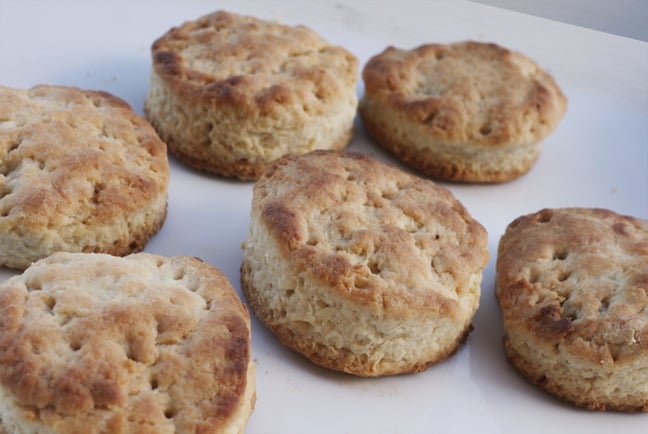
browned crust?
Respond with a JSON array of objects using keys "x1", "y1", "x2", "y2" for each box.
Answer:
[
  {"x1": 241, "y1": 150, "x2": 488, "y2": 376},
  {"x1": 496, "y1": 208, "x2": 648, "y2": 411},
  {"x1": 145, "y1": 10, "x2": 358, "y2": 180},
  {"x1": 362, "y1": 41, "x2": 567, "y2": 147},
  {"x1": 254, "y1": 150, "x2": 488, "y2": 314},
  {"x1": 0, "y1": 85, "x2": 169, "y2": 269},
  {"x1": 359, "y1": 41, "x2": 567, "y2": 182},
  {"x1": 149, "y1": 11, "x2": 356, "y2": 114},
  {"x1": 0, "y1": 253, "x2": 255, "y2": 431}
]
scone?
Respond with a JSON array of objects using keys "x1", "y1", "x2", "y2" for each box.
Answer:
[
  {"x1": 144, "y1": 10, "x2": 359, "y2": 180},
  {"x1": 359, "y1": 41, "x2": 567, "y2": 183},
  {"x1": 241, "y1": 150, "x2": 489, "y2": 376},
  {"x1": 0, "y1": 252, "x2": 255, "y2": 433},
  {"x1": 0, "y1": 85, "x2": 169, "y2": 269},
  {"x1": 496, "y1": 208, "x2": 648, "y2": 411}
]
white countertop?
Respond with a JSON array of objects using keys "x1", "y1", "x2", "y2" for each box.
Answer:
[{"x1": 0, "y1": 1, "x2": 647, "y2": 433}]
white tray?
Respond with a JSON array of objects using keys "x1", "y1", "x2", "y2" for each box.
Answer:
[{"x1": 1, "y1": 1, "x2": 647, "y2": 433}]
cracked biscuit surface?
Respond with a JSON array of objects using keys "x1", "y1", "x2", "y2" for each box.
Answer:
[
  {"x1": 145, "y1": 10, "x2": 358, "y2": 180},
  {"x1": 359, "y1": 41, "x2": 567, "y2": 182},
  {"x1": 496, "y1": 208, "x2": 648, "y2": 411},
  {"x1": 0, "y1": 252, "x2": 255, "y2": 433},
  {"x1": 241, "y1": 150, "x2": 488, "y2": 376},
  {"x1": 0, "y1": 85, "x2": 169, "y2": 269}
]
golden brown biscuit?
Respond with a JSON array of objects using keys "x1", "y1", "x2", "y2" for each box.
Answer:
[
  {"x1": 0, "y1": 85, "x2": 169, "y2": 269},
  {"x1": 241, "y1": 150, "x2": 489, "y2": 376},
  {"x1": 359, "y1": 41, "x2": 567, "y2": 183},
  {"x1": 0, "y1": 252, "x2": 255, "y2": 433},
  {"x1": 144, "y1": 10, "x2": 359, "y2": 180},
  {"x1": 496, "y1": 208, "x2": 648, "y2": 411}
]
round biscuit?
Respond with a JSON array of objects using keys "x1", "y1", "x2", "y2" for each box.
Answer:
[
  {"x1": 241, "y1": 150, "x2": 489, "y2": 376},
  {"x1": 0, "y1": 85, "x2": 169, "y2": 269},
  {"x1": 496, "y1": 208, "x2": 648, "y2": 411},
  {"x1": 0, "y1": 252, "x2": 255, "y2": 433},
  {"x1": 144, "y1": 10, "x2": 359, "y2": 180},
  {"x1": 359, "y1": 41, "x2": 567, "y2": 183}
]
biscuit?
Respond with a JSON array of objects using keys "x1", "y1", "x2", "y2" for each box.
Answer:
[
  {"x1": 496, "y1": 208, "x2": 648, "y2": 411},
  {"x1": 0, "y1": 252, "x2": 255, "y2": 433},
  {"x1": 144, "y1": 10, "x2": 359, "y2": 180},
  {"x1": 241, "y1": 150, "x2": 489, "y2": 376},
  {"x1": 359, "y1": 41, "x2": 567, "y2": 183},
  {"x1": 0, "y1": 85, "x2": 169, "y2": 269}
]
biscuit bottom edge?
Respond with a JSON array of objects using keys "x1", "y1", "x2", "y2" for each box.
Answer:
[
  {"x1": 359, "y1": 103, "x2": 542, "y2": 183},
  {"x1": 503, "y1": 333, "x2": 648, "y2": 412},
  {"x1": 241, "y1": 259, "x2": 481, "y2": 378}
]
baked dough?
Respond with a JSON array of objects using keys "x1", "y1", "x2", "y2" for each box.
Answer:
[
  {"x1": 241, "y1": 150, "x2": 489, "y2": 376},
  {"x1": 145, "y1": 10, "x2": 358, "y2": 180},
  {"x1": 0, "y1": 252, "x2": 255, "y2": 432},
  {"x1": 359, "y1": 41, "x2": 567, "y2": 182},
  {"x1": 0, "y1": 85, "x2": 169, "y2": 269},
  {"x1": 497, "y1": 208, "x2": 648, "y2": 411}
]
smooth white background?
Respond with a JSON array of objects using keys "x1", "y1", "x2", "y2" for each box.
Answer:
[{"x1": 0, "y1": 1, "x2": 647, "y2": 433}]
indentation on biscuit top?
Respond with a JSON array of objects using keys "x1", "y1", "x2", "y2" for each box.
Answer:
[
  {"x1": 96, "y1": 123, "x2": 110, "y2": 141},
  {"x1": 0, "y1": 118, "x2": 15, "y2": 128},
  {"x1": 367, "y1": 259, "x2": 381, "y2": 275},
  {"x1": 42, "y1": 293, "x2": 56, "y2": 311},
  {"x1": 552, "y1": 248, "x2": 568, "y2": 261},
  {"x1": 150, "y1": 375, "x2": 159, "y2": 391},
  {"x1": 479, "y1": 123, "x2": 493, "y2": 136},
  {"x1": 69, "y1": 339, "x2": 82, "y2": 351},
  {"x1": 6, "y1": 136, "x2": 22, "y2": 154},
  {"x1": 124, "y1": 339, "x2": 139, "y2": 362},
  {"x1": 423, "y1": 110, "x2": 439, "y2": 124},
  {"x1": 91, "y1": 182, "x2": 105, "y2": 205},
  {"x1": 529, "y1": 268, "x2": 540, "y2": 284},
  {"x1": 354, "y1": 274, "x2": 370, "y2": 289},
  {"x1": 89, "y1": 95, "x2": 103, "y2": 108},
  {"x1": 171, "y1": 266, "x2": 186, "y2": 281},
  {"x1": 557, "y1": 297, "x2": 576, "y2": 321},
  {"x1": 380, "y1": 188, "x2": 397, "y2": 201},
  {"x1": 536, "y1": 209, "x2": 553, "y2": 223},
  {"x1": 0, "y1": 181, "x2": 12, "y2": 209},
  {"x1": 1, "y1": 144, "x2": 22, "y2": 183},
  {"x1": 599, "y1": 295, "x2": 611, "y2": 314},
  {"x1": 164, "y1": 405, "x2": 176, "y2": 419},
  {"x1": 58, "y1": 315, "x2": 72, "y2": 327}
]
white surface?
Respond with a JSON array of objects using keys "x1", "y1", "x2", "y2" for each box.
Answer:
[{"x1": 0, "y1": 1, "x2": 647, "y2": 433}]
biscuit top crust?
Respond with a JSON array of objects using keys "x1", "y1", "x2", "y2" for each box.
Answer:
[
  {"x1": 362, "y1": 41, "x2": 567, "y2": 147},
  {"x1": 0, "y1": 253, "x2": 252, "y2": 433},
  {"x1": 0, "y1": 85, "x2": 168, "y2": 232},
  {"x1": 253, "y1": 151, "x2": 488, "y2": 318},
  {"x1": 151, "y1": 10, "x2": 358, "y2": 116},
  {"x1": 497, "y1": 208, "x2": 648, "y2": 366}
]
